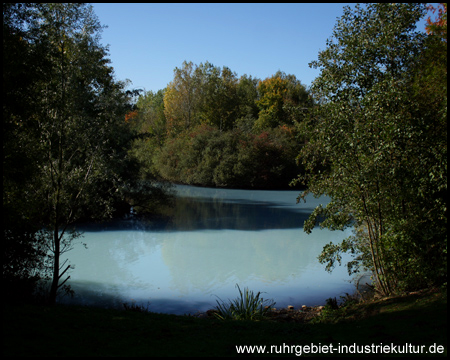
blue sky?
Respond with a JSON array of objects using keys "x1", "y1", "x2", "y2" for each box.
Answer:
[{"x1": 91, "y1": 3, "x2": 432, "y2": 93}]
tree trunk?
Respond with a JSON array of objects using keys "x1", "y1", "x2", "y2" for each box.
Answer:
[{"x1": 49, "y1": 226, "x2": 60, "y2": 304}]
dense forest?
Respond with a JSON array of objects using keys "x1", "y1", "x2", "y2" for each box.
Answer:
[
  {"x1": 127, "y1": 63, "x2": 312, "y2": 189},
  {"x1": 3, "y1": 3, "x2": 447, "y2": 304}
]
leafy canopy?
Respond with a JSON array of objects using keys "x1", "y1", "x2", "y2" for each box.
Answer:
[{"x1": 295, "y1": 3, "x2": 447, "y2": 294}]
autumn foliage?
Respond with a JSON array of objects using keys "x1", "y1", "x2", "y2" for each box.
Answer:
[
  {"x1": 125, "y1": 110, "x2": 138, "y2": 123},
  {"x1": 131, "y1": 63, "x2": 312, "y2": 189},
  {"x1": 426, "y1": 3, "x2": 447, "y2": 40}
]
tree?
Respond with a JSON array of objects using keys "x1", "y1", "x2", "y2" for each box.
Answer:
[
  {"x1": 235, "y1": 74, "x2": 260, "y2": 132},
  {"x1": 134, "y1": 89, "x2": 167, "y2": 144},
  {"x1": 254, "y1": 71, "x2": 311, "y2": 131},
  {"x1": 11, "y1": 3, "x2": 137, "y2": 303},
  {"x1": 164, "y1": 61, "x2": 200, "y2": 136},
  {"x1": 295, "y1": 3, "x2": 446, "y2": 294},
  {"x1": 164, "y1": 61, "x2": 240, "y2": 134},
  {"x1": 127, "y1": 89, "x2": 167, "y2": 180},
  {"x1": 195, "y1": 63, "x2": 239, "y2": 131},
  {"x1": 3, "y1": 3, "x2": 55, "y2": 300}
]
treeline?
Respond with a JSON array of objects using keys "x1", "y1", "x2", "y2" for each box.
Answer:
[{"x1": 128, "y1": 63, "x2": 313, "y2": 189}]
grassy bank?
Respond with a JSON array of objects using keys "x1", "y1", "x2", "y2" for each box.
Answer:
[{"x1": 3, "y1": 288, "x2": 446, "y2": 357}]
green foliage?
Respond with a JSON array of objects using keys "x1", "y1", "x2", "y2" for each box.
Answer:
[
  {"x1": 195, "y1": 62, "x2": 239, "y2": 131},
  {"x1": 3, "y1": 3, "x2": 54, "y2": 300},
  {"x1": 134, "y1": 89, "x2": 167, "y2": 145},
  {"x1": 127, "y1": 89, "x2": 167, "y2": 180},
  {"x1": 153, "y1": 124, "x2": 302, "y2": 189},
  {"x1": 295, "y1": 3, "x2": 447, "y2": 295},
  {"x1": 235, "y1": 74, "x2": 260, "y2": 131},
  {"x1": 214, "y1": 284, "x2": 276, "y2": 321},
  {"x1": 163, "y1": 61, "x2": 250, "y2": 136},
  {"x1": 3, "y1": 3, "x2": 143, "y2": 303},
  {"x1": 131, "y1": 61, "x2": 313, "y2": 189}
]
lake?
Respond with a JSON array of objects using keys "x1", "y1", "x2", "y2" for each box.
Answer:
[{"x1": 60, "y1": 185, "x2": 357, "y2": 315}]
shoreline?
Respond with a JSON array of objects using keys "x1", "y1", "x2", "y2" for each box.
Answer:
[{"x1": 193, "y1": 304, "x2": 327, "y2": 322}]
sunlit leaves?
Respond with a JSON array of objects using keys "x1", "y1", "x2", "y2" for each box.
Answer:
[
  {"x1": 426, "y1": 3, "x2": 447, "y2": 40},
  {"x1": 299, "y1": 3, "x2": 446, "y2": 294},
  {"x1": 164, "y1": 61, "x2": 198, "y2": 136},
  {"x1": 254, "y1": 72, "x2": 311, "y2": 131}
]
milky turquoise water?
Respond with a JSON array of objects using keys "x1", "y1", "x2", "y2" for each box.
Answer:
[{"x1": 61, "y1": 185, "x2": 357, "y2": 314}]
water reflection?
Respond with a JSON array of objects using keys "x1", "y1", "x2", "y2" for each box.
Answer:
[
  {"x1": 62, "y1": 186, "x2": 355, "y2": 314},
  {"x1": 166, "y1": 185, "x2": 324, "y2": 231}
]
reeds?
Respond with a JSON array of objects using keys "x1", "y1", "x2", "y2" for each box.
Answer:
[{"x1": 214, "y1": 284, "x2": 276, "y2": 320}]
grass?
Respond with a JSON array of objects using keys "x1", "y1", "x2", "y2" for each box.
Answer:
[{"x1": 3, "y1": 288, "x2": 447, "y2": 357}]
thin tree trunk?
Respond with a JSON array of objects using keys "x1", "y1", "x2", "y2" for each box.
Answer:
[
  {"x1": 361, "y1": 191, "x2": 390, "y2": 296},
  {"x1": 49, "y1": 34, "x2": 66, "y2": 305},
  {"x1": 49, "y1": 226, "x2": 60, "y2": 304}
]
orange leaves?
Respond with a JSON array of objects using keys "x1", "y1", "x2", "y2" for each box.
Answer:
[
  {"x1": 426, "y1": 3, "x2": 447, "y2": 40},
  {"x1": 278, "y1": 124, "x2": 295, "y2": 136},
  {"x1": 124, "y1": 110, "x2": 138, "y2": 123}
]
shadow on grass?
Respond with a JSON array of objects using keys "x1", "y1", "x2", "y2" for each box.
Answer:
[{"x1": 4, "y1": 289, "x2": 446, "y2": 357}]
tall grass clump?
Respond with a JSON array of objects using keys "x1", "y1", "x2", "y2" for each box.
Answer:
[{"x1": 214, "y1": 284, "x2": 276, "y2": 321}]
